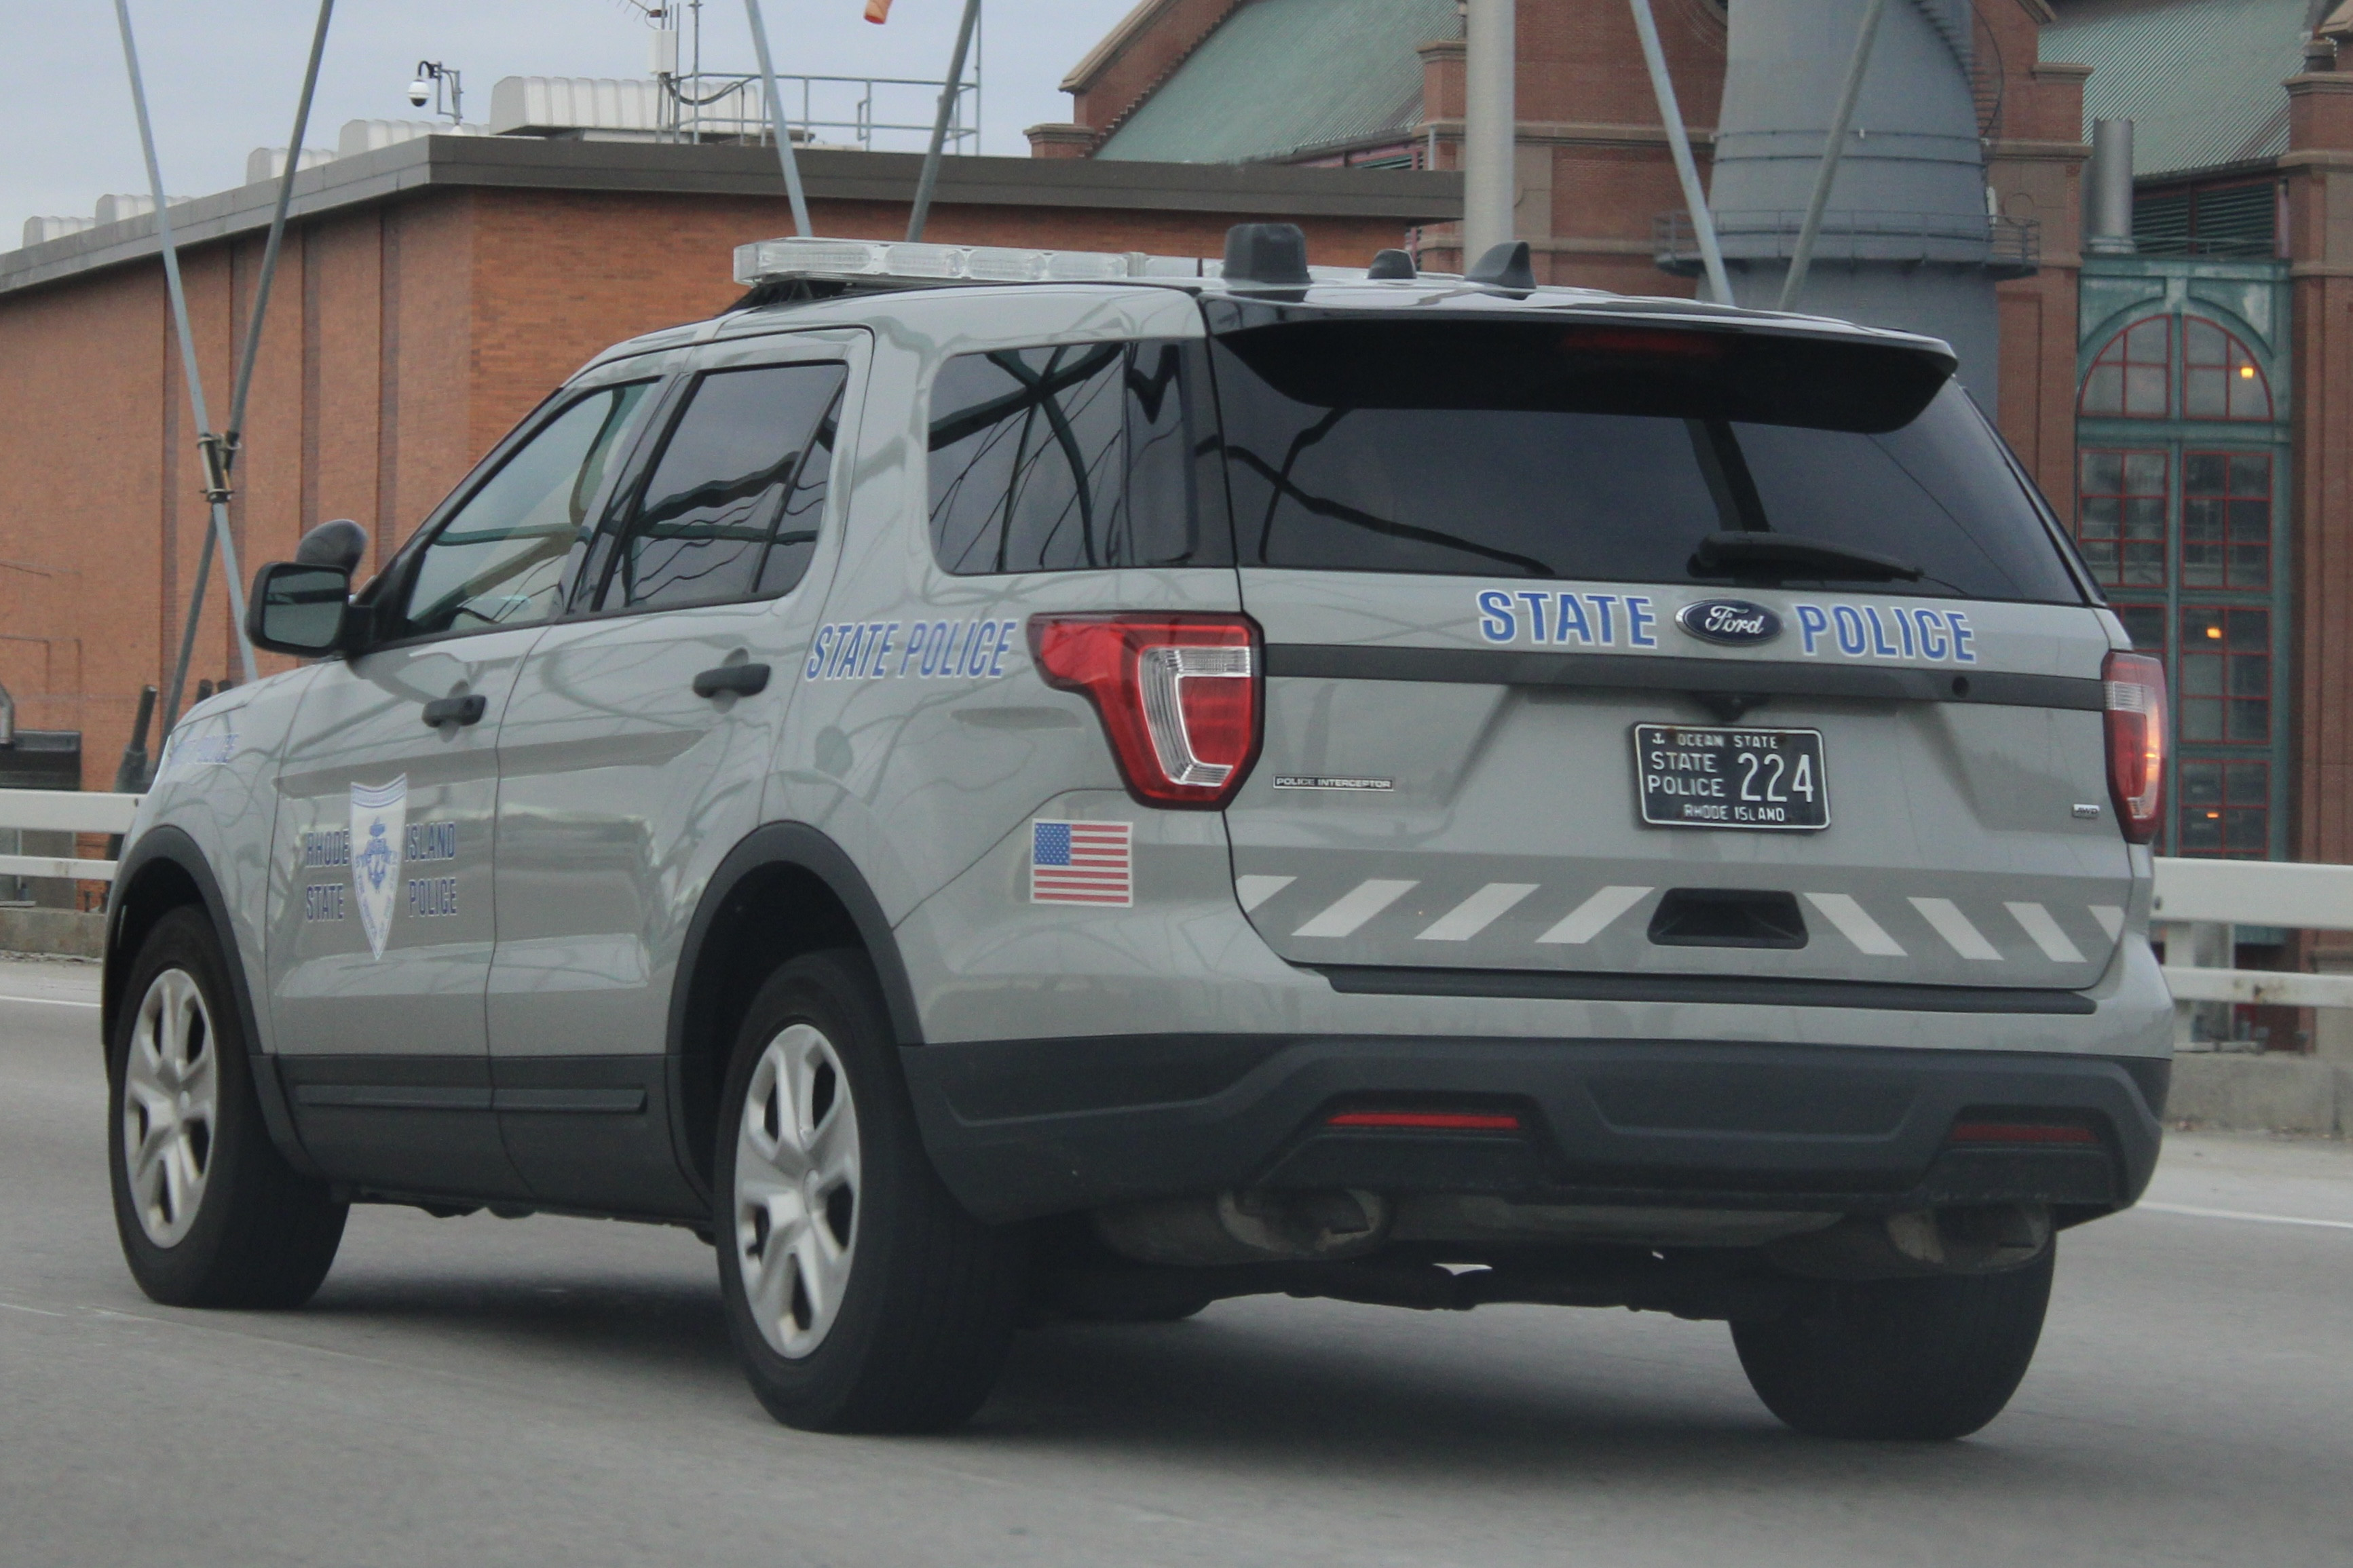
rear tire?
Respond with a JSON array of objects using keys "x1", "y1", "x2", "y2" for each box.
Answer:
[
  {"x1": 715, "y1": 949, "x2": 1023, "y2": 1432},
  {"x1": 1732, "y1": 1246, "x2": 2054, "y2": 1440},
  {"x1": 107, "y1": 906, "x2": 347, "y2": 1307}
]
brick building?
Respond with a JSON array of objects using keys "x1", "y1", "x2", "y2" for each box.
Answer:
[{"x1": 0, "y1": 135, "x2": 1454, "y2": 830}]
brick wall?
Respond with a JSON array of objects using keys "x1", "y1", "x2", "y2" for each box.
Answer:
[{"x1": 0, "y1": 183, "x2": 1420, "y2": 790}]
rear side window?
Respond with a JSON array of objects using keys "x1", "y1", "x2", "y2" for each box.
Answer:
[
  {"x1": 926, "y1": 340, "x2": 1218, "y2": 575},
  {"x1": 1210, "y1": 319, "x2": 2081, "y2": 603},
  {"x1": 590, "y1": 362, "x2": 846, "y2": 612}
]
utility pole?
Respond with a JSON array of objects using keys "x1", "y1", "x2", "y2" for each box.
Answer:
[{"x1": 1462, "y1": 0, "x2": 1516, "y2": 263}]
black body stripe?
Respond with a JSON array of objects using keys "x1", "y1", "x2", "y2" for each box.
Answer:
[{"x1": 1263, "y1": 644, "x2": 2105, "y2": 712}]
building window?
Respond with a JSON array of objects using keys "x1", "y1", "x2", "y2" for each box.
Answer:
[
  {"x1": 2178, "y1": 758, "x2": 2269, "y2": 857},
  {"x1": 2181, "y1": 451, "x2": 2271, "y2": 590},
  {"x1": 2179, "y1": 605, "x2": 2270, "y2": 742},
  {"x1": 2182, "y1": 320, "x2": 2272, "y2": 421},
  {"x1": 2077, "y1": 449, "x2": 2167, "y2": 587},
  {"x1": 2111, "y1": 602, "x2": 2166, "y2": 652},
  {"x1": 2079, "y1": 318, "x2": 2170, "y2": 417}
]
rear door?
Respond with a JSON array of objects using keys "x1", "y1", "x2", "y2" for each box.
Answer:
[
  {"x1": 487, "y1": 331, "x2": 859, "y2": 1212},
  {"x1": 1211, "y1": 311, "x2": 2130, "y2": 993}
]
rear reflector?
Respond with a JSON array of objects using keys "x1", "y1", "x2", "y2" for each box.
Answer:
[
  {"x1": 1325, "y1": 1110, "x2": 1523, "y2": 1132},
  {"x1": 1029, "y1": 614, "x2": 1262, "y2": 808},
  {"x1": 2103, "y1": 651, "x2": 2167, "y2": 844},
  {"x1": 1948, "y1": 1121, "x2": 2101, "y2": 1147}
]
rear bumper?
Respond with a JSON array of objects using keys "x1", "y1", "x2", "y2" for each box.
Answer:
[{"x1": 901, "y1": 1035, "x2": 2168, "y2": 1225}]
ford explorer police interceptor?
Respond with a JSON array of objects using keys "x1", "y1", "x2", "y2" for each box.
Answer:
[{"x1": 103, "y1": 224, "x2": 2174, "y2": 1442}]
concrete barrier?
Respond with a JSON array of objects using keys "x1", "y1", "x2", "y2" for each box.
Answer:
[
  {"x1": 2168, "y1": 1053, "x2": 2348, "y2": 1137},
  {"x1": 0, "y1": 907, "x2": 106, "y2": 960}
]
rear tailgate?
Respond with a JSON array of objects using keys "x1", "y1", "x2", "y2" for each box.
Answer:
[
  {"x1": 1228, "y1": 574, "x2": 2128, "y2": 989},
  {"x1": 1207, "y1": 308, "x2": 2130, "y2": 993}
]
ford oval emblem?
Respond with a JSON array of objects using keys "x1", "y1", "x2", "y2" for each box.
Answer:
[{"x1": 1676, "y1": 598, "x2": 1782, "y2": 647}]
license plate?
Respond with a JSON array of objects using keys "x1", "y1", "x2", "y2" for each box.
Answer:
[{"x1": 1633, "y1": 723, "x2": 1830, "y2": 831}]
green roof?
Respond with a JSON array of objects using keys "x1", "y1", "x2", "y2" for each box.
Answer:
[
  {"x1": 2046, "y1": 0, "x2": 2310, "y2": 178},
  {"x1": 1096, "y1": 0, "x2": 1458, "y2": 164}
]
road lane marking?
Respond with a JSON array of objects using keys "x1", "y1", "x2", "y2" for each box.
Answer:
[
  {"x1": 2139, "y1": 1201, "x2": 2353, "y2": 1233},
  {"x1": 0, "y1": 1301, "x2": 69, "y2": 1318},
  {"x1": 0, "y1": 993, "x2": 99, "y2": 1010}
]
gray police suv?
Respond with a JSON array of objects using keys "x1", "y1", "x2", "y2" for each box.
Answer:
[{"x1": 104, "y1": 224, "x2": 2174, "y2": 1441}]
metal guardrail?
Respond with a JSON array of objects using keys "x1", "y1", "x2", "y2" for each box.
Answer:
[
  {"x1": 661, "y1": 71, "x2": 978, "y2": 154},
  {"x1": 0, "y1": 790, "x2": 139, "y2": 883},
  {"x1": 2149, "y1": 856, "x2": 2353, "y2": 1025}
]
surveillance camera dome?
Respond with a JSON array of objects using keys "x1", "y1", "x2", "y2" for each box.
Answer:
[{"x1": 407, "y1": 79, "x2": 431, "y2": 107}]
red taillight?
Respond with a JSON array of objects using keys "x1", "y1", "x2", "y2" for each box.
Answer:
[
  {"x1": 1028, "y1": 614, "x2": 1262, "y2": 808},
  {"x1": 2103, "y1": 650, "x2": 2167, "y2": 844},
  {"x1": 1948, "y1": 1121, "x2": 2101, "y2": 1147},
  {"x1": 1325, "y1": 1110, "x2": 1524, "y2": 1131}
]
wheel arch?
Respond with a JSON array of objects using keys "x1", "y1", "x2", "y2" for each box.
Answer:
[
  {"x1": 666, "y1": 822, "x2": 922, "y2": 1193},
  {"x1": 103, "y1": 827, "x2": 317, "y2": 1175}
]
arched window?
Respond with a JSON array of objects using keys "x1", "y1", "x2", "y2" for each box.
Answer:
[
  {"x1": 2183, "y1": 318, "x2": 2272, "y2": 420},
  {"x1": 2080, "y1": 317, "x2": 2170, "y2": 417}
]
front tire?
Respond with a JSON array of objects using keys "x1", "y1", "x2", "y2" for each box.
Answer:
[
  {"x1": 715, "y1": 949, "x2": 1023, "y2": 1432},
  {"x1": 107, "y1": 907, "x2": 347, "y2": 1307},
  {"x1": 1732, "y1": 1246, "x2": 2054, "y2": 1440}
]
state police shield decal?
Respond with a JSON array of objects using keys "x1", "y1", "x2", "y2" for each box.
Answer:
[{"x1": 350, "y1": 777, "x2": 407, "y2": 961}]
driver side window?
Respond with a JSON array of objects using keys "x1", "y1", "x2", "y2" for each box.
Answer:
[{"x1": 395, "y1": 382, "x2": 654, "y2": 640}]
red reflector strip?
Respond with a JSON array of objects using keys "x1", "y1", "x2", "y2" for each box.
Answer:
[
  {"x1": 1325, "y1": 1111, "x2": 1522, "y2": 1132},
  {"x1": 1948, "y1": 1122, "x2": 2101, "y2": 1146}
]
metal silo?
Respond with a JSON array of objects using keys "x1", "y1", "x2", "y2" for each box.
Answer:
[{"x1": 1694, "y1": 0, "x2": 2031, "y2": 392}]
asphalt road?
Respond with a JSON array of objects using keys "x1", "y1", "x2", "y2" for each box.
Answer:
[{"x1": 3, "y1": 956, "x2": 2349, "y2": 1568}]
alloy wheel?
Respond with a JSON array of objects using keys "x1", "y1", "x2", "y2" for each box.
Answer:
[
  {"x1": 733, "y1": 1022, "x2": 863, "y2": 1358},
  {"x1": 122, "y1": 968, "x2": 219, "y2": 1247}
]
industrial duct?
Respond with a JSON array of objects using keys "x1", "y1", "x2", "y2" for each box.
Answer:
[{"x1": 2084, "y1": 118, "x2": 2136, "y2": 255}]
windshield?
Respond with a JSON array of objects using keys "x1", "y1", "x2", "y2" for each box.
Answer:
[{"x1": 1209, "y1": 318, "x2": 2082, "y2": 603}]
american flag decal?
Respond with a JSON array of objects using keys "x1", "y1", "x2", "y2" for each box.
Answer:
[{"x1": 1030, "y1": 820, "x2": 1133, "y2": 906}]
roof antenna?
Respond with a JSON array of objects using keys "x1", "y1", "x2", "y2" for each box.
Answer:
[
  {"x1": 907, "y1": 0, "x2": 983, "y2": 242},
  {"x1": 1467, "y1": 240, "x2": 1535, "y2": 292},
  {"x1": 1223, "y1": 223, "x2": 1312, "y2": 289}
]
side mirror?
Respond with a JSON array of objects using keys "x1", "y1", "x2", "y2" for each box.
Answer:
[{"x1": 246, "y1": 561, "x2": 353, "y2": 656}]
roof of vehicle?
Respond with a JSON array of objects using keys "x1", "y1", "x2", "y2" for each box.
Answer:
[{"x1": 575, "y1": 235, "x2": 1959, "y2": 377}]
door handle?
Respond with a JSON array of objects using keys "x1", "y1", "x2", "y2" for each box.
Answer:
[
  {"x1": 692, "y1": 662, "x2": 772, "y2": 699},
  {"x1": 421, "y1": 693, "x2": 488, "y2": 728}
]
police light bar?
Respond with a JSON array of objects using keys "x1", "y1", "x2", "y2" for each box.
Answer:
[
  {"x1": 733, "y1": 236, "x2": 1224, "y2": 288},
  {"x1": 732, "y1": 235, "x2": 1380, "y2": 290}
]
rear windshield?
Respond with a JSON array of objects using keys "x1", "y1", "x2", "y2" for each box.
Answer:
[{"x1": 1209, "y1": 318, "x2": 2082, "y2": 603}]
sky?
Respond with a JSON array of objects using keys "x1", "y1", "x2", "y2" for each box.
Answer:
[{"x1": 5, "y1": 0, "x2": 1137, "y2": 246}]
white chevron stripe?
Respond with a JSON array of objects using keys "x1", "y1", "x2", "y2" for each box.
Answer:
[
  {"x1": 1536, "y1": 885, "x2": 1652, "y2": 945},
  {"x1": 1292, "y1": 879, "x2": 1416, "y2": 938},
  {"x1": 1416, "y1": 882, "x2": 1538, "y2": 941},
  {"x1": 2006, "y1": 901, "x2": 2086, "y2": 963},
  {"x1": 1911, "y1": 897, "x2": 2002, "y2": 961},
  {"x1": 1235, "y1": 875, "x2": 1295, "y2": 913},
  {"x1": 2090, "y1": 904, "x2": 2126, "y2": 940},
  {"x1": 1803, "y1": 893, "x2": 1906, "y2": 957}
]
